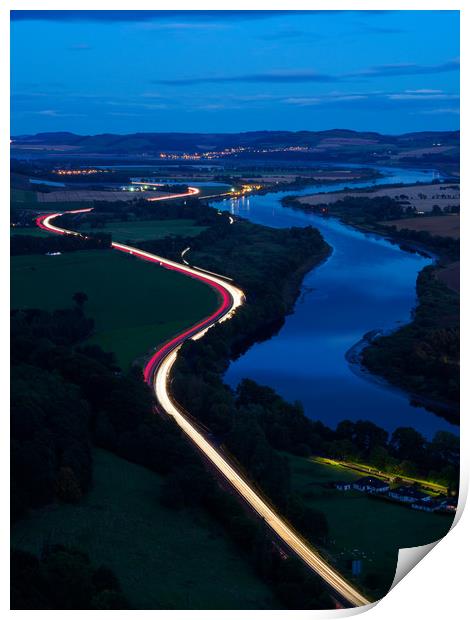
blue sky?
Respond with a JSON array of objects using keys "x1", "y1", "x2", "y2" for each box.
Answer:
[{"x1": 11, "y1": 10, "x2": 459, "y2": 135}]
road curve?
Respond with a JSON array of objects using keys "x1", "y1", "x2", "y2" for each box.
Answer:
[
  {"x1": 147, "y1": 186, "x2": 200, "y2": 201},
  {"x1": 35, "y1": 201, "x2": 371, "y2": 609}
]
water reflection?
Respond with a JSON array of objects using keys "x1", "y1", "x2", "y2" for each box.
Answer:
[{"x1": 214, "y1": 166, "x2": 457, "y2": 438}]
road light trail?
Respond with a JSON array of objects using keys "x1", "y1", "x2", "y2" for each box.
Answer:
[
  {"x1": 181, "y1": 247, "x2": 190, "y2": 265},
  {"x1": 36, "y1": 198, "x2": 371, "y2": 609},
  {"x1": 147, "y1": 186, "x2": 200, "y2": 201}
]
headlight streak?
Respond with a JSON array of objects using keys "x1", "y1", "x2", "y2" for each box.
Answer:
[{"x1": 35, "y1": 197, "x2": 370, "y2": 609}]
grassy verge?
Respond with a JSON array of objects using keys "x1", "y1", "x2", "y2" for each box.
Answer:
[
  {"x1": 288, "y1": 454, "x2": 453, "y2": 598},
  {"x1": 10, "y1": 249, "x2": 217, "y2": 369},
  {"x1": 11, "y1": 449, "x2": 277, "y2": 610}
]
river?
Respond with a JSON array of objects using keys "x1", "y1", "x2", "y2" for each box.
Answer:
[{"x1": 212, "y1": 166, "x2": 457, "y2": 439}]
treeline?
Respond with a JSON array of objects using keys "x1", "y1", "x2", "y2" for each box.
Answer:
[
  {"x1": 283, "y1": 195, "x2": 405, "y2": 225},
  {"x1": 63, "y1": 196, "x2": 224, "y2": 229},
  {"x1": 11, "y1": 231, "x2": 111, "y2": 255},
  {"x1": 362, "y1": 266, "x2": 459, "y2": 423},
  {"x1": 175, "y1": 321, "x2": 459, "y2": 489},
  {"x1": 174, "y1": 331, "x2": 335, "y2": 539},
  {"x1": 11, "y1": 305, "x2": 333, "y2": 609},
  {"x1": 236, "y1": 380, "x2": 458, "y2": 483},
  {"x1": 11, "y1": 546, "x2": 129, "y2": 610},
  {"x1": 12, "y1": 307, "x2": 95, "y2": 518},
  {"x1": 138, "y1": 217, "x2": 331, "y2": 351},
  {"x1": 11, "y1": 305, "x2": 190, "y2": 520},
  {"x1": 283, "y1": 194, "x2": 459, "y2": 261},
  {"x1": 190, "y1": 220, "x2": 329, "y2": 297},
  {"x1": 281, "y1": 193, "x2": 459, "y2": 423},
  {"x1": 377, "y1": 225, "x2": 459, "y2": 261}
]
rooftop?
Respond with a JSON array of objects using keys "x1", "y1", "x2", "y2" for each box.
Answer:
[{"x1": 354, "y1": 476, "x2": 389, "y2": 488}]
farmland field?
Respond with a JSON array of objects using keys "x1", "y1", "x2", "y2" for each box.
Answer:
[
  {"x1": 79, "y1": 218, "x2": 207, "y2": 241},
  {"x1": 437, "y1": 261, "x2": 459, "y2": 292},
  {"x1": 11, "y1": 449, "x2": 276, "y2": 610},
  {"x1": 298, "y1": 183, "x2": 460, "y2": 213},
  {"x1": 382, "y1": 214, "x2": 460, "y2": 239},
  {"x1": 10, "y1": 226, "x2": 52, "y2": 237},
  {"x1": 288, "y1": 454, "x2": 453, "y2": 598},
  {"x1": 36, "y1": 189, "x2": 169, "y2": 202},
  {"x1": 381, "y1": 214, "x2": 460, "y2": 292},
  {"x1": 10, "y1": 249, "x2": 218, "y2": 369},
  {"x1": 11, "y1": 188, "x2": 38, "y2": 203}
]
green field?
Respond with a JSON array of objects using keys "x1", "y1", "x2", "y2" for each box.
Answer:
[
  {"x1": 288, "y1": 455, "x2": 453, "y2": 597},
  {"x1": 11, "y1": 188, "x2": 37, "y2": 203},
  {"x1": 80, "y1": 219, "x2": 207, "y2": 242},
  {"x1": 11, "y1": 449, "x2": 276, "y2": 609},
  {"x1": 10, "y1": 227, "x2": 52, "y2": 238},
  {"x1": 11, "y1": 249, "x2": 218, "y2": 369}
]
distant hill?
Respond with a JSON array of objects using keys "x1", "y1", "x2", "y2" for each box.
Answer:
[
  {"x1": 10, "y1": 129, "x2": 459, "y2": 153},
  {"x1": 10, "y1": 130, "x2": 459, "y2": 174}
]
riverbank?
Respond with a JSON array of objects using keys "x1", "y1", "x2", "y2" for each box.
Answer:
[
  {"x1": 345, "y1": 326, "x2": 457, "y2": 424},
  {"x1": 280, "y1": 192, "x2": 459, "y2": 426},
  {"x1": 362, "y1": 266, "x2": 458, "y2": 424}
]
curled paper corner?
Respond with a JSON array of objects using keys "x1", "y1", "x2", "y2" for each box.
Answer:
[
  {"x1": 389, "y1": 488, "x2": 465, "y2": 594},
  {"x1": 313, "y1": 600, "x2": 378, "y2": 618},
  {"x1": 390, "y1": 539, "x2": 441, "y2": 590}
]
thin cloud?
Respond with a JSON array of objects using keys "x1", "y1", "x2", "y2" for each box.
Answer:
[
  {"x1": 154, "y1": 59, "x2": 459, "y2": 86},
  {"x1": 136, "y1": 22, "x2": 229, "y2": 31},
  {"x1": 68, "y1": 43, "x2": 92, "y2": 51},
  {"x1": 406, "y1": 89, "x2": 443, "y2": 94},
  {"x1": 419, "y1": 107, "x2": 460, "y2": 115},
  {"x1": 155, "y1": 70, "x2": 340, "y2": 86},
  {"x1": 259, "y1": 29, "x2": 313, "y2": 41},
  {"x1": 349, "y1": 59, "x2": 459, "y2": 78},
  {"x1": 388, "y1": 93, "x2": 458, "y2": 101},
  {"x1": 34, "y1": 109, "x2": 86, "y2": 117},
  {"x1": 10, "y1": 10, "x2": 325, "y2": 23}
]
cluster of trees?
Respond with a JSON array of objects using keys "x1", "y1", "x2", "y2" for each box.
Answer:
[
  {"x1": 11, "y1": 546, "x2": 129, "y2": 609},
  {"x1": 362, "y1": 266, "x2": 459, "y2": 423},
  {"x1": 175, "y1": 324, "x2": 459, "y2": 491},
  {"x1": 11, "y1": 307, "x2": 95, "y2": 519},
  {"x1": 236, "y1": 380, "x2": 458, "y2": 487},
  {"x1": 11, "y1": 302, "x2": 333, "y2": 609},
  {"x1": 160, "y1": 463, "x2": 332, "y2": 609},
  {"x1": 282, "y1": 192, "x2": 459, "y2": 422},
  {"x1": 284, "y1": 194, "x2": 459, "y2": 262},
  {"x1": 11, "y1": 231, "x2": 111, "y2": 255},
  {"x1": 171, "y1": 219, "x2": 331, "y2": 437},
  {"x1": 379, "y1": 226, "x2": 459, "y2": 261},
  {"x1": 284, "y1": 195, "x2": 405, "y2": 226},
  {"x1": 188, "y1": 219, "x2": 329, "y2": 298},
  {"x1": 11, "y1": 303, "x2": 192, "y2": 519},
  {"x1": 64, "y1": 196, "x2": 224, "y2": 229}
]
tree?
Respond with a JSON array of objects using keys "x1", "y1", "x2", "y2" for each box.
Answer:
[
  {"x1": 430, "y1": 431, "x2": 459, "y2": 465},
  {"x1": 390, "y1": 427, "x2": 426, "y2": 463},
  {"x1": 73, "y1": 291, "x2": 88, "y2": 308},
  {"x1": 11, "y1": 546, "x2": 128, "y2": 610},
  {"x1": 56, "y1": 466, "x2": 82, "y2": 503}
]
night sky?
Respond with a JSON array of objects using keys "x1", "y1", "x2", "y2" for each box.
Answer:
[{"x1": 11, "y1": 10, "x2": 459, "y2": 135}]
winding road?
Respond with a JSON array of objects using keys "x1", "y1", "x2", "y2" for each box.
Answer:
[{"x1": 35, "y1": 192, "x2": 371, "y2": 609}]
